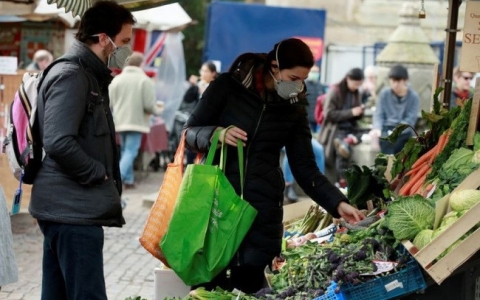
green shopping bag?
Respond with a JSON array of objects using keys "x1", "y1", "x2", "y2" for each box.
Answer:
[{"x1": 160, "y1": 130, "x2": 257, "y2": 286}]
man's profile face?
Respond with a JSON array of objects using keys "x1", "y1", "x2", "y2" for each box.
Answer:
[
  {"x1": 112, "y1": 23, "x2": 133, "y2": 50},
  {"x1": 454, "y1": 72, "x2": 473, "y2": 91}
]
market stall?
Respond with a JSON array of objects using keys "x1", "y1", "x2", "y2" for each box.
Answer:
[{"x1": 154, "y1": 86, "x2": 480, "y2": 299}]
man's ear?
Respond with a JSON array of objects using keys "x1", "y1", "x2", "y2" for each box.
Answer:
[{"x1": 98, "y1": 33, "x2": 110, "y2": 47}]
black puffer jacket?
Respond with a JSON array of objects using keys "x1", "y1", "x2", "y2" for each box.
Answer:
[{"x1": 184, "y1": 53, "x2": 347, "y2": 267}]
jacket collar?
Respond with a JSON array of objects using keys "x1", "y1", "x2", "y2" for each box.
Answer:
[{"x1": 65, "y1": 40, "x2": 113, "y2": 86}]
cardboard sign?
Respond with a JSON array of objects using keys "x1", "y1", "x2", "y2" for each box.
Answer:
[
  {"x1": 0, "y1": 56, "x2": 17, "y2": 75},
  {"x1": 460, "y1": 1, "x2": 480, "y2": 72}
]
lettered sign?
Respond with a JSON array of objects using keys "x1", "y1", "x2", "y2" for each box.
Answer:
[{"x1": 460, "y1": 1, "x2": 480, "y2": 72}]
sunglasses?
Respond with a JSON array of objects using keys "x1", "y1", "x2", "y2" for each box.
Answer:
[{"x1": 462, "y1": 76, "x2": 473, "y2": 81}]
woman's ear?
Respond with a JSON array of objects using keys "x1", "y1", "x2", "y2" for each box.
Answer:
[{"x1": 270, "y1": 60, "x2": 279, "y2": 73}]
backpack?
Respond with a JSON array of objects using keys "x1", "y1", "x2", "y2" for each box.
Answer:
[
  {"x1": 314, "y1": 85, "x2": 338, "y2": 125},
  {"x1": 2, "y1": 58, "x2": 73, "y2": 184}
]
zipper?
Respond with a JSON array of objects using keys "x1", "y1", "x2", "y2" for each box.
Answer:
[{"x1": 244, "y1": 103, "x2": 266, "y2": 183}]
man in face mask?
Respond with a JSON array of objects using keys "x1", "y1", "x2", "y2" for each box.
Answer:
[{"x1": 29, "y1": 2, "x2": 136, "y2": 299}]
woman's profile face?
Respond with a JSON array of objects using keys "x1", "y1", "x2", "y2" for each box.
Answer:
[
  {"x1": 346, "y1": 77, "x2": 363, "y2": 91},
  {"x1": 276, "y1": 66, "x2": 310, "y2": 82},
  {"x1": 199, "y1": 64, "x2": 217, "y2": 83}
]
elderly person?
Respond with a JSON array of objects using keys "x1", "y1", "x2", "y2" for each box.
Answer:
[{"x1": 26, "y1": 49, "x2": 53, "y2": 71}]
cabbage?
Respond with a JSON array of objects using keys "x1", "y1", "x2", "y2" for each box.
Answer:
[
  {"x1": 413, "y1": 229, "x2": 433, "y2": 250},
  {"x1": 449, "y1": 189, "x2": 480, "y2": 212},
  {"x1": 386, "y1": 195, "x2": 435, "y2": 241},
  {"x1": 440, "y1": 213, "x2": 458, "y2": 228}
]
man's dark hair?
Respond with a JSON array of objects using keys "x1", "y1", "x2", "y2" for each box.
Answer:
[{"x1": 75, "y1": 1, "x2": 136, "y2": 44}]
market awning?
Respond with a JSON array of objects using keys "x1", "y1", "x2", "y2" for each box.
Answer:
[
  {"x1": 46, "y1": 0, "x2": 180, "y2": 17},
  {"x1": 18, "y1": 0, "x2": 80, "y2": 27},
  {"x1": 132, "y1": 2, "x2": 191, "y2": 31}
]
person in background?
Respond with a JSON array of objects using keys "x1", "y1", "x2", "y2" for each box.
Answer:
[
  {"x1": 283, "y1": 138, "x2": 325, "y2": 202},
  {"x1": 180, "y1": 61, "x2": 218, "y2": 114},
  {"x1": 371, "y1": 64, "x2": 419, "y2": 155},
  {"x1": 29, "y1": 2, "x2": 135, "y2": 299},
  {"x1": 184, "y1": 38, "x2": 364, "y2": 293},
  {"x1": 305, "y1": 64, "x2": 324, "y2": 133},
  {"x1": 361, "y1": 65, "x2": 377, "y2": 106},
  {"x1": 318, "y1": 67, "x2": 365, "y2": 185},
  {"x1": 26, "y1": 49, "x2": 53, "y2": 71},
  {"x1": 178, "y1": 61, "x2": 218, "y2": 164},
  {"x1": 109, "y1": 52, "x2": 160, "y2": 189},
  {"x1": 450, "y1": 66, "x2": 475, "y2": 108}
]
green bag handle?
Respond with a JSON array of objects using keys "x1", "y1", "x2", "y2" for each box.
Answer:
[{"x1": 205, "y1": 127, "x2": 245, "y2": 198}]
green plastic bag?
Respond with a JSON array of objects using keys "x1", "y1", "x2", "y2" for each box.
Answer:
[{"x1": 160, "y1": 130, "x2": 257, "y2": 286}]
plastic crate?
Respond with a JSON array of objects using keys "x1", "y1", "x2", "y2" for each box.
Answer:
[
  {"x1": 313, "y1": 281, "x2": 344, "y2": 300},
  {"x1": 339, "y1": 259, "x2": 426, "y2": 300}
]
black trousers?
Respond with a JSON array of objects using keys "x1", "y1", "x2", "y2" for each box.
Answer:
[{"x1": 38, "y1": 220, "x2": 107, "y2": 300}]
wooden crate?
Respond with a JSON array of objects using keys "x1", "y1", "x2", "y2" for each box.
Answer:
[{"x1": 402, "y1": 168, "x2": 480, "y2": 285}]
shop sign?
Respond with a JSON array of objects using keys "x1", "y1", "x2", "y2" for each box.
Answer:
[{"x1": 460, "y1": 1, "x2": 480, "y2": 72}]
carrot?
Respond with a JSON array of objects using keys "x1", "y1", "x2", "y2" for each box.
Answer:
[
  {"x1": 409, "y1": 174, "x2": 427, "y2": 195},
  {"x1": 411, "y1": 146, "x2": 437, "y2": 170},
  {"x1": 404, "y1": 162, "x2": 426, "y2": 177},
  {"x1": 399, "y1": 164, "x2": 431, "y2": 196},
  {"x1": 422, "y1": 183, "x2": 435, "y2": 198}
]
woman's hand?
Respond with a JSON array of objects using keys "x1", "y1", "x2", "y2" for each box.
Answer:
[
  {"x1": 337, "y1": 201, "x2": 365, "y2": 223},
  {"x1": 351, "y1": 105, "x2": 364, "y2": 117},
  {"x1": 219, "y1": 126, "x2": 248, "y2": 147}
]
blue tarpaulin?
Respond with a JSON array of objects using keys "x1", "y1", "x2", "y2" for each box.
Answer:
[{"x1": 203, "y1": 1, "x2": 326, "y2": 72}]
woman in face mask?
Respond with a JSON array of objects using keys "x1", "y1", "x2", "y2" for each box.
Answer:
[{"x1": 183, "y1": 38, "x2": 364, "y2": 294}]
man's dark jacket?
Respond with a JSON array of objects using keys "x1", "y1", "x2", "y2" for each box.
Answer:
[
  {"x1": 184, "y1": 53, "x2": 346, "y2": 267},
  {"x1": 30, "y1": 40, "x2": 124, "y2": 227}
]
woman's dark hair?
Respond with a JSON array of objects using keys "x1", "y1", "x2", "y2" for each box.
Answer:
[
  {"x1": 264, "y1": 38, "x2": 314, "y2": 72},
  {"x1": 203, "y1": 61, "x2": 217, "y2": 74},
  {"x1": 75, "y1": 1, "x2": 136, "y2": 44},
  {"x1": 337, "y1": 68, "x2": 363, "y2": 100}
]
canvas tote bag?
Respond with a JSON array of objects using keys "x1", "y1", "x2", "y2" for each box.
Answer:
[
  {"x1": 139, "y1": 131, "x2": 186, "y2": 266},
  {"x1": 161, "y1": 129, "x2": 258, "y2": 286}
]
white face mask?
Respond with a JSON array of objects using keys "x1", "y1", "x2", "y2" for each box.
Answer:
[
  {"x1": 272, "y1": 42, "x2": 304, "y2": 102},
  {"x1": 106, "y1": 36, "x2": 132, "y2": 69}
]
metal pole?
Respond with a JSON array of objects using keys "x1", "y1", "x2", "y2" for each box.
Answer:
[{"x1": 441, "y1": 0, "x2": 461, "y2": 110}]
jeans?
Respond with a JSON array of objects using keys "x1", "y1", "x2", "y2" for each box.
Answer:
[
  {"x1": 118, "y1": 131, "x2": 142, "y2": 184},
  {"x1": 37, "y1": 220, "x2": 107, "y2": 300},
  {"x1": 283, "y1": 138, "x2": 325, "y2": 183}
]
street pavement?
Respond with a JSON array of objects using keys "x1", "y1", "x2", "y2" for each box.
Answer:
[{"x1": 0, "y1": 170, "x2": 165, "y2": 300}]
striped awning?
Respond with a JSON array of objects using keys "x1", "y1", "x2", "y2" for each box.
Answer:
[{"x1": 46, "y1": 0, "x2": 178, "y2": 17}]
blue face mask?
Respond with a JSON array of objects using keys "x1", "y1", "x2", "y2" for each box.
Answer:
[{"x1": 271, "y1": 42, "x2": 304, "y2": 102}]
